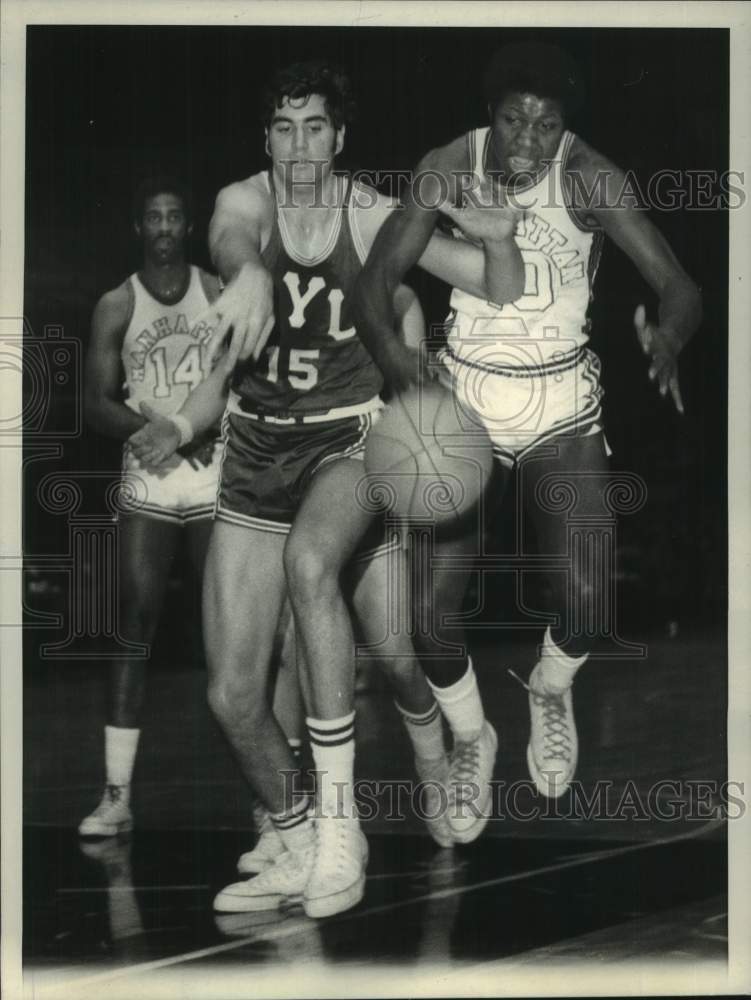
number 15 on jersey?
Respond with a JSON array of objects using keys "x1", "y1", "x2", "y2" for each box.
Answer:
[{"x1": 266, "y1": 346, "x2": 320, "y2": 390}]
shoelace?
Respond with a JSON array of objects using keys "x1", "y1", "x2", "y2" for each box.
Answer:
[
  {"x1": 508, "y1": 668, "x2": 572, "y2": 762},
  {"x1": 449, "y1": 738, "x2": 482, "y2": 804},
  {"x1": 314, "y1": 819, "x2": 359, "y2": 877}
]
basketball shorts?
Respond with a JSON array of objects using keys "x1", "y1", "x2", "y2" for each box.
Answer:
[
  {"x1": 216, "y1": 399, "x2": 395, "y2": 559},
  {"x1": 439, "y1": 344, "x2": 608, "y2": 468},
  {"x1": 119, "y1": 437, "x2": 222, "y2": 524}
]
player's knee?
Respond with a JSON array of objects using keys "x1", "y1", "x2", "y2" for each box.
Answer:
[
  {"x1": 283, "y1": 538, "x2": 336, "y2": 600},
  {"x1": 207, "y1": 675, "x2": 260, "y2": 728},
  {"x1": 377, "y1": 655, "x2": 420, "y2": 690}
]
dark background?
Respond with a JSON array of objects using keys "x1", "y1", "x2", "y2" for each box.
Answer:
[{"x1": 23, "y1": 25, "x2": 728, "y2": 636}]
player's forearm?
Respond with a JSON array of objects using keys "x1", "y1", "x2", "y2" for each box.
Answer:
[
  {"x1": 353, "y1": 266, "x2": 417, "y2": 392},
  {"x1": 210, "y1": 228, "x2": 266, "y2": 285},
  {"x1": 658, "y1": 276, "x2": 702, "y2": 349},
  {"x1": 483, "y1": 235, "x2": 525, "y2": 305},
  {"x1": 177, "y1": 362, "x2": 230, "y2": 435},
  {"x1": 84, "y1": 395, "x2": 145, "y2": 441}
]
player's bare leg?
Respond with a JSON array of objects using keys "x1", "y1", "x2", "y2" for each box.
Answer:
[
  {"x1": 283, "y1": 457, "x2": 375, "y2": 917},
  {"x1": 205, "y1": 520, "x2": 317, "y2": 914},
  {"x1": 79, "y1": 513, "x2": 181, "y2": 838},
  {"x1": 349, "y1": 544, "x2": 453, "y2": 847},
  {"x1": 203, "y1": 520, "x2": 299, "y2": 811},
  {"x1": 237, "y1": 604, "x2": 304, "y2": 876},
  {"x1": 517, "y1": 431, "x2": 610, "y2": 797}
]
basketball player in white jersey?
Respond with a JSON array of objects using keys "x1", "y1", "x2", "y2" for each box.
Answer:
[
  {"x1": 166, "y1": 61, "x2": 522, "y2": 918},
  {"x1": 78, "y1": 178, "x2": 230, "y2": 836},
  {"x1": 353, "y1": 42, "x2": 702, "y2": 799}
]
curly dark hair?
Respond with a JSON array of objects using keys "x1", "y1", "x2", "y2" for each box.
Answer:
[
  {"x1": 132, "y1": 176, "x2": 192, "y2": 224},
  {"x1": 260, "y1": 59, "x2": 356, "y2": 130},
  {"x1": 484, "y1": 42, "x2": 585, "y2": 121}
]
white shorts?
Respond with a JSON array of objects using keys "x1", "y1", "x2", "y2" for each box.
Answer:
[
  {"x1": 439, "y1": 345, "x2": 606, "y2": 468},
  {"x1": 119, "y1": 439, "x2": 222, "y2": 524}
]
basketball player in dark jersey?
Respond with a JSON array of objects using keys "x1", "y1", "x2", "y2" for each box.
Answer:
[
  {"x1": 354, "y1": 43, "x2": 701, "y2": 800},
  {"x1": 173, "y1": 61, "x2": 523, "y2": 918}
]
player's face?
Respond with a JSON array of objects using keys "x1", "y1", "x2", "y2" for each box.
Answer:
[
  {"x1": 137, "y1": 193, "x2": 190, "y2": 264},
  {"x1": 266, "y1": 94, "x2": 344, "y2": 190},
  {"x1": 490, "y1": 92, "x2": 565, "y2": 182}
]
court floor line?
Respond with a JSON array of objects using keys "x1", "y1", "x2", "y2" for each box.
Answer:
[
  {"x1": 57, "y1": 884, "x2": 210, "y2": 894},
  {"x1": 33, "y1": 817, "x2": 724, "y2": 996}
]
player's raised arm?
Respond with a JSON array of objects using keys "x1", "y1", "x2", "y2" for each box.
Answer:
[
  {"x1": 203, "y1": 180, "x2": 274, "y2": 367},
  {"x1": 353, "y1": 154, "x2": 448, "y2": 392},
  {"x1": 572, "y1": 142, "x2": 702, "y2": 413},
  {"x1": 84, "y1": 285, "x2": 145, "y2": 441},
  {"x1": 422, "y1": 176, "x2": 525, "y2": 305}
]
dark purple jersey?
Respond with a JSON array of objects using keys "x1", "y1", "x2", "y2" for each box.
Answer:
[{"x1": 231, "y1": 172, "x2": 383, "y2": 418}]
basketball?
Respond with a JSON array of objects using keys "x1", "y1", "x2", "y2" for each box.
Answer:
[{"x1": 363, "y1": 383, "x2": 494, "y2": 523}]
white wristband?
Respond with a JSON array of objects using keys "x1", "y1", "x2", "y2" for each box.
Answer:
[{"x1": 169, "y1": 413, "x2": 194, "y2": 448}]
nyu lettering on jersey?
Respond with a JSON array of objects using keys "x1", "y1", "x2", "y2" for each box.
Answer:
[
  {"x1": 121, "y1": 266, "x2": 213, "y2": 417},
  {"x1": 231, "y1": 172, "x2": 383, "y2": 418},
  {"x1": 448, "y1": 129, "x2": 604, "y2": 372}
]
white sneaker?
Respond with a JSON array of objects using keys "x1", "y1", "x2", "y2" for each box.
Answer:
[
  {"x1": 303, "y1": 818, "x2": 369, "y2": 919},
  {"x1": 214, "y1": 844, "x2": 315, "y2": 913},
  {"x1": 237, "y1": 805, "x2": 285, "y2": 874},
  {"x1": 446, "y1": 721, "x2": 497, "y2": 844},
  {"x1": 78, "y1": 785, "x2": 133, "y2": 838},
  {"x1": 527, "y1": 663, "x2": 578, "y2": 798},
  {"x1": 414, "y1": 755, "x2": 454, "y2": 848}
]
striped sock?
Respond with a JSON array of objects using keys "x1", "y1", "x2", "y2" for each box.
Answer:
[
  {"x1": 269, "y1": 795, "x2": 314, "y2": 854},
  {"x1": 307, "y1": 712, "x2": 356, "y2": 819},
  {"x1": 395, "y1": 701, "x2": 446, "y2": 761}
]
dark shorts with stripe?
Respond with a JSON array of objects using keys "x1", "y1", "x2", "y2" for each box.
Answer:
[{"x1": 216, "y1": 410, "x2": 379, "y2": 537}]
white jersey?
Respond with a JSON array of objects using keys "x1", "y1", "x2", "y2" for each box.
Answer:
[
  {"x1": 121, "y1": 266, "x2": 213, "y2": 417},
  {"x1": 448, "y1": 128, "x2": 604, "y2": 371}
]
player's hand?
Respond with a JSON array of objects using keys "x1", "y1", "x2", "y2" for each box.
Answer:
[
  {"x1": 183, "y1": 438, "x2": 216, "y2": 471},
  {"x1": 385, "y1": 342, "x2": 435, "y2": 396},
  {"x1": 199, "y1": 262, "x2": 275, "y2": 369},
  {"x1": 127, "y1": 402, "x2": 181, "y2": 465},
  {"x1": 634, "y1": 304, "x2": 685, "y2": 415},
  {"x1": 438, "y1": 178, "x2": 522, "y2": 243}
]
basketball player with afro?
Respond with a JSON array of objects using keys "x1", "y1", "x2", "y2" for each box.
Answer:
[
  {"x1": 354, "y1": 42, "x2": 701, "y2": 800},
  {"x1": 137, "y1": 60, "x2": 523, "y2": 918}
]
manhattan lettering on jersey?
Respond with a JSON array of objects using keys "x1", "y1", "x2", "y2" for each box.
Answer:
[
  {"x1": 231, "y1": 172, "x2": 383, "y2": 418},
  {"x1": 448, "y1": 128, "x2": 603, "y2": 366},
  {"x1": 121, "y1": 266, "x2": 213, "y2": 418}
]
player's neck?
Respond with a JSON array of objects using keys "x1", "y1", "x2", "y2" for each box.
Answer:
[
  {"x1": 272, "y1": 165, "x2": 340, "y2": 213},
  {"x1": 138, "y1": 259, "x2": 190, "y2": 302}
]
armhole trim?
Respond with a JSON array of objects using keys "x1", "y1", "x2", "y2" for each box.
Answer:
[
  {"x1": 198, "y1": 267, "x2": 220, "y2": 304},
  {"x1": 123, "y1": 277, "x2": 136, "y2": 330},
  {"x1": 562, "y1": 132, "x2": 603, "y2": 233},
  {"x1": 348, "y1": 181, "x2": 370, "y2": 266}
]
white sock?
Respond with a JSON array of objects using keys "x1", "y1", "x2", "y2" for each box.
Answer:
[
  {"x1": 537, "y1": 628, "x2": 588, "y2": 694},
  {"x1": 104, "y1": 725, "x2": 140, "y2": 798},
  {"x1": 395, "y1": 701, "x2": 446, "y2": 762},
  {"x1": 307, "y1": 712, "x2": 356, "y2": 819},
  {"x1": 269, "y1": 796, "x2": 314, "y2": 854},
  {"x1": 428, "y1": 660, "x2": 484, "y2": 743}
]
